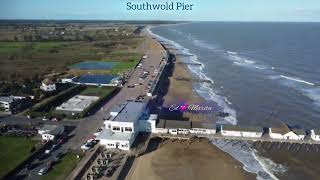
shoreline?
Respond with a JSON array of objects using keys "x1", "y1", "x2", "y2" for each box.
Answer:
[{"x1": 129, "y1": 26, "x2": 258, "y2": 180}]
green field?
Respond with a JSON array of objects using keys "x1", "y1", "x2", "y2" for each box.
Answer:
[
  {"x1": 41, "y1": 152, "x2": 82, "y2": 180},
  {"x1": 0, "y1": 136, "x2": 37, "y2": 179},
  {"x1": 80, "y1": 86, "x2": 116, "y2": 97},
  {"x1": 0, "y1": 36, "x2": 143, "y2": 81}
]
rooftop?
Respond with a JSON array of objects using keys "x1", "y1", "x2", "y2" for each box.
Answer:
[
  {"x1": 112, "y1": 101, "x2": 147, "y2": 123},
  {"x1": 56, "y1": 95, "x2": 99, "y2": 112},
  {"x1": 96, "y1": 128, "x2": 134, "y2": 141},
  {"x1": 292, "y1": 129, "x2": 306, "y2": 135},
  {"x1": 191, "y1": 121, "x2": 216, "y2": 130},
  {"x1": 270, "y1": 125, "x2": 291, "y2": 134},
  {"x1": 0, "y1": 96, "x2": 14, "y2": 103},
  {"x1": 156, "y1": 119, "x2": 166, "y2": 128},
  {"x1": 42, "y1": 78, "x2": 55, "y2": 85},
  {"x1": 164, "y1": 119, "x2": 191, "y2": 129},
  {"x1": 222, "y1": 124, "x2": 263, "y2": 132},
  {"x1": 39, "y1": 125, "x2": 64, "y2": 135},
  {"x1": 312, "y1": 129, "x2": 320, "y2": 135}
]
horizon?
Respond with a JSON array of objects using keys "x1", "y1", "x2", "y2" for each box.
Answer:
[{"x1": 1, "y1": 0, "x2": 320, "y2": 22}]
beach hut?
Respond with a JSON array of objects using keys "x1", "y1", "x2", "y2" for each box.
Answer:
[
  {"x1": 269, "y1": 125, "x2": 300, "y2": 140},
  {"x1": 310, "y1": 129, "x2": 320, "y2": 141},
  {"x1": 221, "y1": 125, "x2": 263, "y2": 138},
  {"x1": 190, "y1": 121, "x2": 216, "y2": 135}
]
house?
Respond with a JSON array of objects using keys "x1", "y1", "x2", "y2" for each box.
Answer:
[
  {"x1": 38, "y1": 125, "x2": 64, "y2": 141},
  {"x1": 221, "y1": 125, "x2": 263, "y2": 138},
  {"x1": 164, "y1": 120, "x2": 191, "y2": 135},
  {"x1": 190, "y1": 121, "x2": 216, "y2": 135},
  {"x1": 40, "y1": 78, "x2": 56, "y2": 92},
  {"x1": 310, "y1": 129, "x2": 320, "y2": 141},
  {"x1": 269, "y1": 125, "x2": 300, "y2": 140},
  {"x1": 0, "y1": 96, "x2": 15, "y2": 112},
  {"x1": 96, "y1": 101, "x2": 147, "y2": 151}
]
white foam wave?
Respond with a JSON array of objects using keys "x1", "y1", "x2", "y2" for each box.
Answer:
[
  {"x1": 227, "y1": 51, "x2": 238, "y2": 55},
  {"x1": 279, "y1": 75, "x2": 315, "y2": 86},
  {"x1": 211, "y1": 139, "x2": 287, "y2": 180},
  {"x1": 148, "y1": 26, "x2": 237, "y2": 125}
]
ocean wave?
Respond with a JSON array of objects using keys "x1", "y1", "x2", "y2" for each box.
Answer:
[
  {"x1": 279, "y1": 75, "x2": 315, "y2": 86},
  {"x1": 148, "y1": 26, "x2": 237, "y2": 125},
  {"x1": 211, "y1": 139, "x2": 286, "y2": 180}
]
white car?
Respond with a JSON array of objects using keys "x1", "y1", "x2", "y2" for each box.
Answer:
[
  {"x1": 42, "y1": 116, "x2": 49, "y2": 121},
  {"x1": 81, "y1": 142, "x2": 94, "y2": 151},
  {"x1": 38, "y1": 166, "x2": 49, "y2": 175}
]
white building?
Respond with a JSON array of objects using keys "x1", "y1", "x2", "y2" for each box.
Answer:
[
  {"x1": 56, "y1": 95, "x2": 99, "y2": 112},
  {"x1": 40, "y1": 78, "x2": 56, "y2": 92},
  {"x1": 292, "y1": 129, "x2": 306, "y2": 140},
  {"x1": 0, "y1": 96, "x2": 15, "y2": 112},
  {"x1": 221, "y1": 125, "x2": 263, "y2": 138},
  {"x1": 61, "y1": 76, "x2": 77, "y2": 83},
  {"x1": 38, "y1": 125, "x2": 64, "y2": 141},
  {"x1": 163, "y1": 120, "x2": 191, "y2": 135},
  {"x1": 139, "y1": 114, "x2": 157, "y2": 133},
  {"x1": 269, "y1": 125, "x2": 302, "y2": 140},
  {"x1": 190, "y1": 122, "x2": 216, "y2": 135},
  {"x1": 310, "y1": 129, "x2": 320, "y2": 141},
  {"x1": 96, "y1": 101, "x2": 147, "y2": 151}
]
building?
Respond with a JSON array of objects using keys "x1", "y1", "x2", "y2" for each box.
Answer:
[
  {"x1": 96, "y1": 101, "x2": 147, "y2": 150},
  {"x1": 269, "y1": 125, "x2": 301, "y2": 140},
  {"x1": 155, "y1": 119, "x2": 168, "y2": 134},
  {"x1": 56, "y1": 95, "x2": 99, "y2": 113},
  {"x1": 0, "y1": 96, "x2": 15, "y2": 112},
  {"x1": 61, "y1": 76, "x2": 77, "y2": 83},
  {"x1": 38, "y1": 125, "x2": 64, "y2": 141},
  {"x1": 139, "y1": 114, "x2": 157, "y2": 133},
  {"x1": 164, "y1": 120, "x2": 191, "y2": 135},
  {"x1": 190, "y1": 121, "x2": 216, "y2": 135},
  {"x1": 310, "y1": 129, "x2": 320, "y2": 141},
  {"x1": 40, "y1": 78, "x2": 56, "y2": 92},
  {"x1": 221, "y1": 125, "x2": 263, "y2": 138}
]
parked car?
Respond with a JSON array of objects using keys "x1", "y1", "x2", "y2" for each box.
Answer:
[
  {"x1": 45, "y1": 149, "x2": 51, "y2": 154},
  {"x1": 38, "y1": 166, "x2": 49, "y2": 175},
  {"x1": 42, "y1": 116, "x2": 49, "y2": 121},
  {"x1": 81, "y1": 142, "x2": 93, "y2": 151},
  {"x1": 54, "y1": 153, "x2": 63, "y2": 162}
]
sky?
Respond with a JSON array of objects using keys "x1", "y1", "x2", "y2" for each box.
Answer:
[{"x1": 1, "y1": 0, "x2": 320, "y2": 22}]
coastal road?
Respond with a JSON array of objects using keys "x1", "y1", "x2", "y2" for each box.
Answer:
[{"x1": 66, "y1": 35, "x2": 166, "y2": 150}]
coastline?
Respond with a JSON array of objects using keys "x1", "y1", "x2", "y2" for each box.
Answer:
[
  {"x1": 127, "y1": 138, "x2": 256, "y2": 180},
  {"x1": 134, "y1": 26, "x2": 258, "y2": 180}
]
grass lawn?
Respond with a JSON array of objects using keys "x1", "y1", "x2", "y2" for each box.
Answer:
[
  {"x1": 0, "y1": 136, "x2": 37, "y2": 179},
  {"x1": 41, "y1": 152, "x2": 82, "y2": 180},
  {"x1": 80, "y1": 86, "x2": 116, "y2": 97}
]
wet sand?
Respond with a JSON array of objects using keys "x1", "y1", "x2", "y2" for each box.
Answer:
[
  {"x1": 127, "y1": 138, "x2": 256, "y2": 180},
  {"x1": 256, "y1": 146, "x2": 320, "y2": 180}
]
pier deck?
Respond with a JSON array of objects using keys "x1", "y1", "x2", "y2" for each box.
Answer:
[{"x1": 154, "y1": 133, "x2": 320, "y2": 145}]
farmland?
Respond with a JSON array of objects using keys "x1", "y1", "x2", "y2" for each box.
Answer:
[{"x1": 0, "y1": 24, "x2": 144, "y2": 82}]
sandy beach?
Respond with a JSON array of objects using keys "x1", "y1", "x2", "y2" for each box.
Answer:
[{"x1": 127, "y1": 138, "x2": 256, "y2": 180}]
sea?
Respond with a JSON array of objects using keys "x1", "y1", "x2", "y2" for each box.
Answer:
[{"x1": 149, "y1": 22, "x2": 320, "y2": 180}]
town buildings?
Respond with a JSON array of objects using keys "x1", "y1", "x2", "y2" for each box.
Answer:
[{"x1": 221, "y1": 125, "x2": 263, "y2": 138}]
